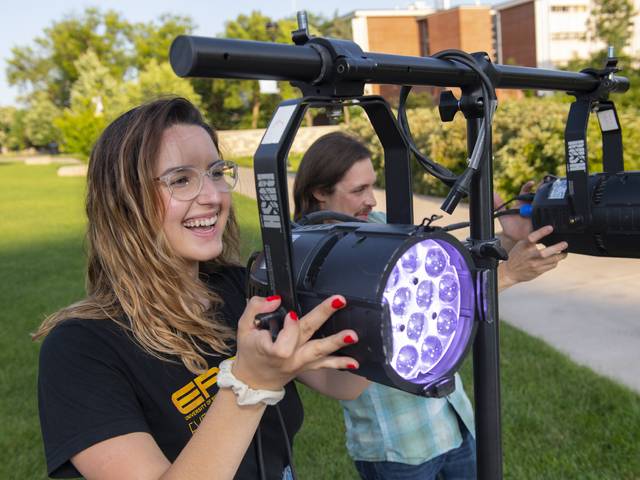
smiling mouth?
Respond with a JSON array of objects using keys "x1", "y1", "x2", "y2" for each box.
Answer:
[{"x1": 183, "y1": 215, "x2": 218, "y2": 229}]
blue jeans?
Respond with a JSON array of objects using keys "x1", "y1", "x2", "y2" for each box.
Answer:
[{"x1": 354, "y1": 427, "x2": 477, "y2": 480}]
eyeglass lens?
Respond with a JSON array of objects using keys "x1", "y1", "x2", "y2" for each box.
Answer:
[{"x1": 166, "y1": 162, "x2": 237, "y2": 200}]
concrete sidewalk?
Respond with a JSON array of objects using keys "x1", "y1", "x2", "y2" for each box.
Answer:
[{"x1": 237, "y1": 167, "x2": 640, "y2": 393}]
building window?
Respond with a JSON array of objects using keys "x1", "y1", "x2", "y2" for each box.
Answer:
[
  {"x1": 550, "y1": 5, "x2": 588, "y2": 13},
  {"x1": 551, "y1": 31, "x2": 587, "y2": 41}
]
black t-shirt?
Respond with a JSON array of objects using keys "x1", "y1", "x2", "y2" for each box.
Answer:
[{"x1": 38, "y1": 266, "x2": 303, "y2": 479}]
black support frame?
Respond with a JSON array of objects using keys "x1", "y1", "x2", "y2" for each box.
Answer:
[{"x1": 170, "y1": 33, "x2": 629, "y2": 480}]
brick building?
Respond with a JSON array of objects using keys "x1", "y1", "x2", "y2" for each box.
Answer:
[
  {"x1": 349, "y1": 5, "x2": 494, "y2": 98},
  {"x1": 495, "y1": 0, "x2": 640, "y2": 69}
]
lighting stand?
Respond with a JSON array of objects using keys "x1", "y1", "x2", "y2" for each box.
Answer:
[{"x1": 169, "y1": 24, "x2": 629, "y2": 479}]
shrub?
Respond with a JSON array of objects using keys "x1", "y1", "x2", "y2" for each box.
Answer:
[{"x1": 348, "y1": 97, "x2": 640, "y2": 199}]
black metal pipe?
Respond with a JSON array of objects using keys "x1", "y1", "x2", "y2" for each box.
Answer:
[
  {"x1": 170, "y1": 35, "x2": 629, "y2": 93},
  {"x1": 467, "y1": 115, "x2": 504, "y2": 480},
  {"x1": 170, "y1": 35, "x2": 322, "y2": 81}
]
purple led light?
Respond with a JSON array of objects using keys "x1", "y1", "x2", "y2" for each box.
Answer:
[
  {"x1": 400, "y1": 246, "x2": 420, "y2": 273},
  {"x1": 437, "y1": 308, "x2": 458, "y2": 336},
  {"x1": 420, "y1": 336, "x2": 443, "y2": 366},
  {"x1": 439, "y1": 274, "x2": 459, "y2": 303},
  {"x1": 383, "y1": 237, "x2": 474, "y2": 384},
  {"x1": 416, "y1": 280, "x2": 434, "y2": 308},
  {"x1": 396, "y1": 345, "x2": 418, "y2": 375},
  {"x1": 425, "y1": 247, "x2": 446, "y2": 277},
  {"x1": 392, "y1": 287, "x2": 412, "y2": 316},
  {"x1": 407, "y1": 312, "x2": 425, "y2": 340}
]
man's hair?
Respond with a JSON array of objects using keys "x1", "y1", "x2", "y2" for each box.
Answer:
[
  {"x1": 293, "y1": 132, "x2": 371, "y2": 220},
  {"x1": 34, "y1": 97, "x2": 239, "y2": 374}
]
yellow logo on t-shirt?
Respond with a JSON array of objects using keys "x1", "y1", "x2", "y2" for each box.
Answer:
[{"x1": 171, "y1": 366, "x2": 219, "y2": 415}]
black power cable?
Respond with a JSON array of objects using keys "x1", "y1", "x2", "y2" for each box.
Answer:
[{"x1": 397, "y1": 50, "x2": 498, "y2": 214}]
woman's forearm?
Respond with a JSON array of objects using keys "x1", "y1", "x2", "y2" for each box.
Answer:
[{"x1": 162, "y1": 389, "x2": 265, "y2": 479}]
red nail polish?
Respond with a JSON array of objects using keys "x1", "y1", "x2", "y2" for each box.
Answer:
[
  {"x1": 347, "y1": 363, "x2": 357, "y2": 370},
  {"x1": 331, "y1": 298, "x2": 346, "y2": 309},
  {"x1": 266, "y1": 295, "x2": 281, "y2": 302},
  {"x1": 289, "y1": 311, "x2": 298, "y2": 321},
  {"x1": 343, "y1": 335, "x2": 355, "y2": 344}
]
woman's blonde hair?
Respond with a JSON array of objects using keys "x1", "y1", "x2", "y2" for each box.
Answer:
[{"x1": 34, "y1": 97, "x2": 239, "y2": 373}]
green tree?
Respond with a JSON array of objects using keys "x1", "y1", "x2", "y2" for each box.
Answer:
[
  {"x1": 5, "y1": 109, "x2": 28, "y2": 151},
  {"x1": 129, "y1": 14, "x2": 195, "y2": 70},
  {"x1": 313, "y1": 11, "x2": 352, "y2": 39},
  {"x1": 23, "y1": 91, "x2": 61, "y2": 149},
  {"x1": 7, "y1": 8, "x2": 131, "y2": 107},
  {"x1": 0, "y1": 107, "x2": 15, "y2": 151},
  {"x1": 123, "y1": 60, "x2": 202, "y2": 110},
  {"x1": 588, "y1": 0, "x2": 636, "y2": 55},
  {"x1": 53, "y1": 51, "x2": 117, "y2": 156},
  {"x1": 6, "y1": 8, "x2": 195, "y2": 109},
  {"x1": 222, "y1": 11, "x2": 298, "y2": 129}
]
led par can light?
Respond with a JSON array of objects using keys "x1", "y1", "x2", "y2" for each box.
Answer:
[
  {"x1": 248, "y1": 223, "x2": 477, "y2": 397},
  {"x1": 532, "y1": 172, "x2": 640, "y2": 258}
]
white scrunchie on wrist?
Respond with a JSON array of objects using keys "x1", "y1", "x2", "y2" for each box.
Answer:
[{"x1": 217, "y1": 358, "x2": 285, "y2": 406}]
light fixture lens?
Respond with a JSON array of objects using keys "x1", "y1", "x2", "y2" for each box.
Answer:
[
  {"x1": 401, "y1": 246, "x2": 420, "y2": 273},
  {"x1": 439, "y1": 273, "x2": 459, "y2": 303},
  {"x1": 416, "y1": 280, "x2": 435, "y2": 308},
  {"x1": 407, "y1": 312, "x2": 425, "y2": 340},
  {"x1": 437, "y1": 307, "x2": 458, "y2": 336},
  {"x1": 383, "y1": 238, "x2": 472, "y2": 384},
  {"x1": 425, "y1": 247, "x2": 447, "y2": 276},
  {"x1": 396, "y1": 345, "x2": 419, "y2": 375},
  {"x1": 420, "y1": 336, "x2": 443, "y2": 366},
  {"x1": 392, "y1": 287, "x2": 412, "y2": 316}
]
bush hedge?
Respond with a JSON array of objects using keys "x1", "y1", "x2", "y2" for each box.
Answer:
[{"x1": 348, "y1": 97, "x2": 640, "y2": 198}]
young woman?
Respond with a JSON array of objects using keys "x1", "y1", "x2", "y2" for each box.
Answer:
[
  {"x1": 35, "y1": 98, "x2": 367, "y2": 480},
  {"x1": 293, "y1": 131, "x2": 569, "y2": 480}
]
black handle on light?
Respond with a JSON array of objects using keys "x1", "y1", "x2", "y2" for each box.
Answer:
[{"x1": 169, "y1": 35, "x2": 629, "y2": 94}]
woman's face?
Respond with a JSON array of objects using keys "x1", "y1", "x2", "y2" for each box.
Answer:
[
  {"x1": 313, "y1": 158, "x2": 377, "y2": 221},
  {"x1": 154, "y1": 124, "x2": 231, "y2": 273}
]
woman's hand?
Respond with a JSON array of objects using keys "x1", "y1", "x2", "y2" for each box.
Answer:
[
  {"x1": 498, "y1": 225, "x2": 568, "y2": 291},
  {"x1": 232, "y1": 295, "x2": 358, "y2": 391}
]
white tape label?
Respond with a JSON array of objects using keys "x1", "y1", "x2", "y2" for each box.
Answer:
[
  {"x1": 261, "y1": 105, "x2": 296, "y2": 145},
  {"x1": 597, "y1": 109, "x2": 619, "y2": 132},
  {"x1": 548, "y1": 178, "x2": 567, "y2": 200}
]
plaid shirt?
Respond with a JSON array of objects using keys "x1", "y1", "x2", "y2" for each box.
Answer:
[{"x1": 340, "y1": 373, "x2": 475, "y2": 464}]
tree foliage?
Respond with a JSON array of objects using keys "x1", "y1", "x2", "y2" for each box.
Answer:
[
  {"x1": 218, "y1": 11, "x2": 299, "y2": 129},
  {"x1": 6, "y1": 8, "x2": 194, "y2": 108},
  {"x1": 23, "y1": 91, "x2": 60, "y2": 148},
  {"x1": 588, "y1": 0, "x2": 637, "y2": 55},
  {"x1": 348, "y1": 98, "x2": 640, "y2": 199},
  {"x1": 7, "y1": 8, "x2": 132, "y2": 108},
  {"x1": 0, "y1": 108, "x2": 28, "y2": 151}
]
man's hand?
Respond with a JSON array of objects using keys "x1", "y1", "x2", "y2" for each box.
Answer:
[
  {"x1": 495, "y1": 180, "x2": 535, "y2": 252},
  {"x1": 498, "y1": 225, "x2": 568, "y2": 292}
]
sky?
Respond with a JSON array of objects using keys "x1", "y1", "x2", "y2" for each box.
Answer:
[{"x1": 0, "y1": 0, "x2": 490, "y2": 106}]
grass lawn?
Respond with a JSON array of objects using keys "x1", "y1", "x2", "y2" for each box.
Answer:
[{"x1": 1, "y1": 162, "x2": 639, "y2": 479}]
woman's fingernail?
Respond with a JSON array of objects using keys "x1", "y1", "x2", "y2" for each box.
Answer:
[
  {"x1": 346, "y1": 363, "x2": 357, "y2": 370},
  {"x1": 331, "y1": 298, "x2": 346, "y2": 309},
  {"x1": 266, "y1": 295, "x2": 281, "y2": 302},
  {"x1": 289, "y1": 311, "x2": 298, "y2": 321},
  {"x1": 343, "y1": 335, "x2": 356, "y2": 344}
]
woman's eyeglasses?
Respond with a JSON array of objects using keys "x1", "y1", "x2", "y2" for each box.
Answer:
[{"x1": 155, "y1": 160, "x2": 238, "y2": 201}]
